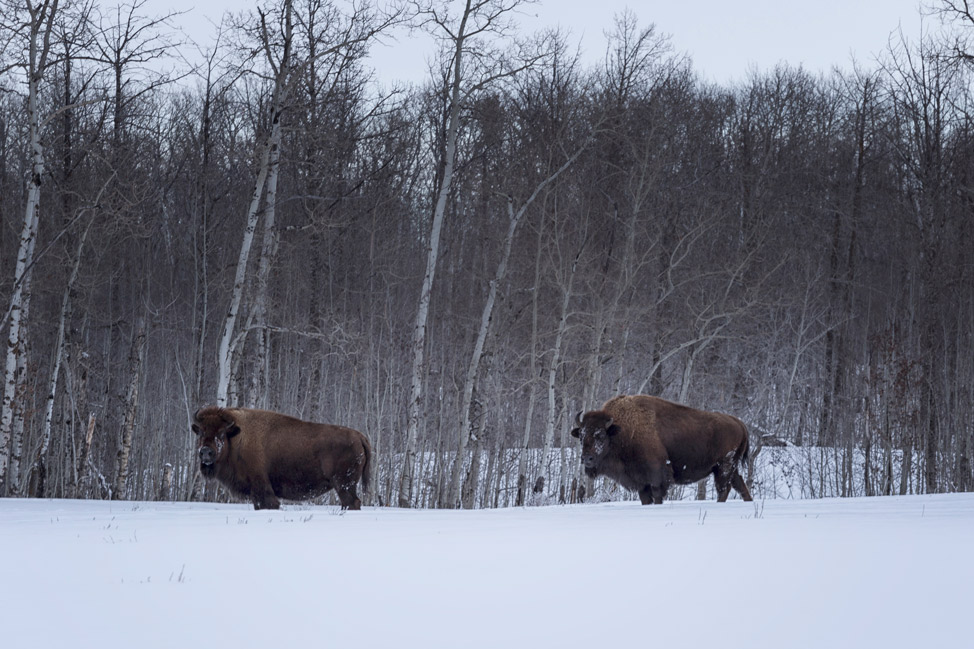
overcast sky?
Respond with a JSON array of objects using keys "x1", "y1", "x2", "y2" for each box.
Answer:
[
  {"x1": 160, "y1": 0, "x2": 934, "y2": 85},
  {"x1": 528, "y1": 0, "x2": 931, "y2": 84}
]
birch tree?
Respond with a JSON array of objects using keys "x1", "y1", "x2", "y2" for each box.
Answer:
[
  {"x1": 30, "y1": 212, "x2": 97, "y2": 497},
  {"x1": 0, "y1": 0, "x2": 60, "y2": 494},
  {"x1": 112, "y1": 320, "x2": 146, "y2": 499},
  {"x1": 451, "y1": 148, "x2": 588, "y2": 508},
  {"x1": 216, "y1": 0, "x2": 396, "y2": 406},
  {"x1": 399, "y1": 0, "x2": 551, "y2": 507},
  {"x1": 214, "y1": 1, "x2": 290, "y2": 407}
]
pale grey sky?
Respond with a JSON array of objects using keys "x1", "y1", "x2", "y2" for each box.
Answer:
[
  {"x1": 531, "y1": 0, "x2": 931, "y2": 84},
  {"x1": 159, "y1": 0, "x2": 934, "y2": 85}
]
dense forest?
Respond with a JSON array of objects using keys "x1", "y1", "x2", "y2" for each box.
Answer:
[{"x1": 1, "y1": 0, "x2": 972, "y2": 508}]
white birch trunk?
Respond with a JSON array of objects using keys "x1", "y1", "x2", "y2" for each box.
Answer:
[
  {"x1": 245, "y1": 1, "x2": 291, "y2": 409},
  {"x1": 6, "y1": 252, "x2": 35, "y2": 494},
  {"x1": 215, "y1": 138, "x2": 272, "y2": 406},
  {"x1": 74, "y1": 413, "x2": 96, "y2": 498},
  {"x1": 32, "y1": 222, "x2": 91, "y2": 495},
  {"x1": 247, "y1": 112, "x2": 283, "y2": 409},
  {"x1": 216, "y1": 0, "x2": 291, "y2": 407},
  {"x1": 543, "y1": 249, "x2": 581, "y2": 484},
  {"x1": 517, "y1": 221, "x2": 546, "y2": 506},
  {"x1": 1, "y1": 1, "x2": 52, "y2": 490},
  {"x1": 399, "y1": 10, "x2": 470, "y2": 508},
  {"x1": 113, "y1": 322, "x2": 146, "y2": 499},
  {"x1": 449, "y1": 201, "x2": 520, "y2": 507},
  {"x1": 583, "y1": 313, "x2": 606, "y2": 406},
  {"x1": 158, "y1": 463, "x2": 174, "y2": 501},
  {"x1": 451, "y1": 152, "x2": 583, "y2": 508}
]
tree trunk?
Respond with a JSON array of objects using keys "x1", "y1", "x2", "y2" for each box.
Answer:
[
  {"x1": 113, "y1": 322, "x2": 146, "y2": 499},
  {"x1": 31, "y1": 221, "x2": 92, "y2": 497},
  {"x1": 217, "y1": 0, "x2": 292, "y2": 406},
  {"x1": 0, "y1": 1, "x2": 53, "y2": 491},
  {"x1": 75, "y1": 413, "x2": 96, "y2": 498},
  {"x1": 216, "y1": 135, "x2": 272, "y2": 405},
  {"x1": 247, "y1": 109, "x2": 283, "y2": 409},
  {"x1": 899, "y1": 434, "x2": 913, "y2": 496},
  {"x1": 451, "y1": 162, "x2": 579, "y2": 507},
  {"x1": 461, "y1": 439, "x2": 483, "y2": 509},
  {"x1": 5, "y1": 258, "x2": 35, "y2": 496},
  {"x1": 517, "y1": 221, "x2": 545, "y2": 506},
  {"x1": 158, "y1": 463, "x2": 174, "y2": 501},
  {"x1": 400, "y1": 7, "x2": 471, "y2": 508},
  {"x1": 543, "y1": 248, "x2": 582, "y2": 487}
]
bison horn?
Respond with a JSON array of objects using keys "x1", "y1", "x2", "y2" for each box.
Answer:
[{"x1": 575, "y1": 410, "x2": 584, "y2": 426}]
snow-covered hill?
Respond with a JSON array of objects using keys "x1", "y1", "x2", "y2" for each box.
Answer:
[{"x1": 2, "y1": 494, "x2": 971, "y2": 648}]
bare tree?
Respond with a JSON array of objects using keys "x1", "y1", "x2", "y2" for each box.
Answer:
[
  {"x1": 112, "y1": 319, "x2": 146, "y2": 498},
  {"x1": 216, "y1": 0, "x2": 397, "y2": 406},
  {"x1": 881, "y1": 29, "x2": 964, "y2": 493},
  {"x1": 451, "y1": 145, "x2": 588, "y2": 508},
  {"x1": 1, "y1": 0, "x2": 971, "y2": 507},
  {"x1": 399, "y1": 0, "x2": 551, "y2": 507},
  {"x1": 0, "y1": 0, "x2": 61, "y2": 494},
  {"x1": 214, "y1": 2, "x2": 290, "y2": 406}
]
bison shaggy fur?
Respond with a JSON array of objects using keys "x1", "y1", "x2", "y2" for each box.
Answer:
[
  {"x1": 571, "y1": 394, "x2": 752, "y2": 504},
  {"x1": 192, "y1": 406, "x2": 371, "y2": 510}
]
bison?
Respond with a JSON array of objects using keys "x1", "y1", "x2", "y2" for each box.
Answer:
[
  {"x1": 571, "y1": 394, "x2": 752, "y2": 505},
  {"x1": 191, "y1": 406, "x2": 371, "y2": 510}
]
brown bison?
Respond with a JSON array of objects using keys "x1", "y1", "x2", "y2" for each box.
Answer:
[
  {"x1": 571, "y1": 394, "x2": 752, "y2": 505},
  {"x1": 191, "y1": 406, "x2": 371, "y2": 510}
]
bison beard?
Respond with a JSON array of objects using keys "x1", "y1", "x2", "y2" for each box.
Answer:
[
  {"x1": 191, "y1": 406, "x2": 372, "y2": 510},
  {"x1": 571, "y1": 395, "x2": 752, "y2": 504}
]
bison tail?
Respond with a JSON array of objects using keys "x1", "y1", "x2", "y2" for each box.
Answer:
[
  {"x1": 360, "y1": 436, "x2": 372, "y2": 495},
  {"x1": 735, "y1": 424, "x2": 750, "y2": 466}
]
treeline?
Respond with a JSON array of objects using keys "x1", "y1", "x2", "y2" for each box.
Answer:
[{"x1": 1, "y1": 0, "x2": 972, "y2": 507}]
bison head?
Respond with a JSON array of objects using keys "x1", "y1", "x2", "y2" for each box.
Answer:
[
  {"x1": 191, "y1": 407, "x2": 240, "y2": 477},
  {"x1": 570, "y1": 410, "x2": 620, "y2": 477}
]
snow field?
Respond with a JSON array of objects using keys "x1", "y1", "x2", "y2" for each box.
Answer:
[{"x1": 1, "y1": 494, "x2": 971, "y2": 648}]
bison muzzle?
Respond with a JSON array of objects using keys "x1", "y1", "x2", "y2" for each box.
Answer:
[
  {"x1": 192, "y1": 406, "x2": 371, "y2": 510},
  {"x1": 571, "y1": 394, "x2": 752, "y2": 505}
]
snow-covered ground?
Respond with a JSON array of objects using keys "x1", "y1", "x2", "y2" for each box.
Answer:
[{"x1": 2, "y1": 494, "x2": 971, "y2": 648}]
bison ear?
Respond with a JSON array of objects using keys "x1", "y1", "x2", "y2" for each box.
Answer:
[
  {"x1": 191, "y1": 424, "x2": 201, "y2": 435},
  {"x1": 570, "y1": 427, "x2": 581, "y2": 439},
  {"x1": 606, "y1": 424, "x2": 621, "y2": 436},
  {"x1": 216, "y1": 410, "x2": 241, "y2": 438}
]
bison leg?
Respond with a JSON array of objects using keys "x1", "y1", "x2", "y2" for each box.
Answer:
[
  {"x1": 713, "y1": 465, "x2": 732, "y2": 502},
  {"x1": 252, "y1": 485, "x2": 281, "y2": 510},
  {"x1": 731, "y1": 472, "x2": 753, "y2": 501},
  {"x1": 337, "y1": 483, "x2": 362, "y2": 511},
  {"x1": 650, "y1": 485, "x2": 665, "y2": 504},
  {"x1": 638, "y1": 485, "x2": 665, "y2": 505},
  {"x1": 638, "y1": 487, "x2": 654, "y2": 505},
  {"x1": 715, "y1": 484, "x2": 731, "y2": 502},
  {"x1": 713, "y1": 462, "x2": 752, "y2": 502}
]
